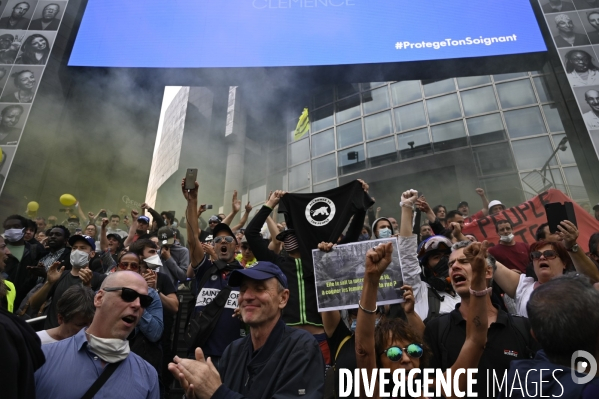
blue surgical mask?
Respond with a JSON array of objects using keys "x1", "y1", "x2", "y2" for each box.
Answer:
[
  {"x1": 359, "y1": 233, "x2": 370, "y2": 241},
  {"x1": 378, "y1": 227, "x2": 392, "y2": 239}
]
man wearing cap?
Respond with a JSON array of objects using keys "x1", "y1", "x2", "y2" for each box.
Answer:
[
  {"x1": 553, "y1": 14, "x2": 590, "y2": 47},
  {"x1": 29, "y1": 234, "x2": 105, "y2": 329},
  {"x1": 458, "y1": 188, "x2": 490, "y2": 224},
  {"x1": 182, "y1": 179, "x2": 244, "y2": 367},
  {"x1": 169, "y1": 261, "x2": 325, "y2": 399},
  {"x1": 157, "y1": 226, "x2": 189, "y2": 285},
  {"x1": 236, "y1": 236, "x2": 258, "y2": 268},
  {"x1": 488, "y1": 199, "x2": 506, "y2": 215}
]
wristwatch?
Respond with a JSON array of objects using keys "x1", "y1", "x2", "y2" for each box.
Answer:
[
  {"x1": 567, "y1": 243, "x2": 580, "y2": 253},
  {"x1": 469, "y1": 286, "x2": 492, "y2": 297}
]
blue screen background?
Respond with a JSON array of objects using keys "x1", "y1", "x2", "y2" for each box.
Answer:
[{"x1": 68, "y1": 0, "x2": 547, "y2": 68}]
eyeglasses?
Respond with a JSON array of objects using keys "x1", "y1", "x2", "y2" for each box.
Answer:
[
  {"x1": 214, "y1": 236, "x2": 235, "y2": 244},
  {"x1": 118, "y1": 262, "x2": 139, "y2": 271},
  {"x1": 103, "y1": 287, "x2": 153, "y2": 308},
  {"x1": 381, "y1": 344, "x2": 423, "y2": 361},
  {"x1": 531, "y1": 250, "x2": 558, "y2": 261}
]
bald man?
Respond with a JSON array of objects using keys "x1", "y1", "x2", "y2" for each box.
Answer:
[
  {"x1": 553, "y1": 14, "x2": 590, "y2": 47},
  {"x1": 583, "y1": 89, "x2": 599, "y2": 129},
  {"x1": 35, "y1": 271, "x2": 160, "y2": 399}
]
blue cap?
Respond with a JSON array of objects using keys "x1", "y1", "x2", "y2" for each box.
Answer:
[
  {"x1": 229, "y1": 261, "x2": 288, "y2": 288},
  {"x1": 68, "y1": 234, "x2": 96, "y2": 251},
  {"x1": 138, "y1": 215, "x2": 150, "y2": 224}
]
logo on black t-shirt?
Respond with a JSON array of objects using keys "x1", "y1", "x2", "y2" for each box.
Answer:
[{"x1": 305, "y1": 197, "x2": 336, "y2": 226}]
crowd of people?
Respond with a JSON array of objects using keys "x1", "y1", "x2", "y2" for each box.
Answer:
[{"x1": 1, "y1": 178, "x2": 599, "y2": 399}]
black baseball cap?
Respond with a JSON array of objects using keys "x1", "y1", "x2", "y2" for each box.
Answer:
[
  {"x1": 457, "y1": 201, "x2": 468, "y2": 209},
  {"x1": 157, "y1": 226, "x2": 175, "y2": 245},
  {"x1": 228, "y1": 261, "x2": 288, "y2": 288},
  {"x1": 212, "y1": 223, "x2": 237, "y2": 243},
  {"x1": 594, "y1": 203, "x2": 599, "y2": 211},
  {"x1": 275, "y1": 228, "x2": 296, "y2": 242},
  {"x1": 106, "y1": 233, "x2": 122, "y2": 242}
]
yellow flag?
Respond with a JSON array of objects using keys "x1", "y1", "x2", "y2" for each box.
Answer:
[{"x1": 294, "y1": 108, "x2": 310, "y2": 141}]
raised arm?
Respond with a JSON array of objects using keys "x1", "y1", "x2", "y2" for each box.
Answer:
[
  {"x1": 123, "y1": 209, "x2": 139, "y2": 247},
  {"x1": 559, "y1": 220, "x2": 599, "y2": 283},
  {"x1": 221, "y1": 190, "x2": 241, "y2": 226},
  {"x1": 246, "y1": 191, "x2": 287, "y2": 263},
  {"x1": 493, "y1": 260, "x2": 522, "y2": 298},
  {"x1": 231, "y1": 202, "x2": 252, "y2": 232},
  {"x1": 266, "y1": 213, "x2": 283, "y2": 254},
  {"x1": 476, "y1": 188, "x2": 490, "y2": 216},
  {"x1": 143, "y1": 203, "x2": 165, "y2": 229},
  {"x1": 99, "y1": 218, "x2": 109, "y2": 252},
  {"x1": 182, "y1": 179, "x2": 205, "y2": 266}
]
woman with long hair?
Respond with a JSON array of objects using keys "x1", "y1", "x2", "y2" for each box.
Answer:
[
  {"x1": 16, "y1": 34, "x2": 50, "y2": 65},
  {"x1": 0, "y1": 69, "x2": 35, "y2": 103}
]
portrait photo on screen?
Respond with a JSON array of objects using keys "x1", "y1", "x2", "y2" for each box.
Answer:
[
  {"x1": 574, "y1": 85, "x2": 599, "y2": 129},
  {"x1": 0, "y1": 30, "x2": 24, "y2": 63},
  {"x1": 573, "y1": 0, "x2": 599, "y2": 10},
  {"x1": 541, "y1": 0, "x2": 576, "y2": 14},
  {"x1": 0, "y1": 145, "x2": 16, "y2": 188},
  {"x1": 0, "y1": 103, "x2": 28, "y2": 145},
  {"x1": 28, "y1": 1, "x2": 65, "y2": 31},
  {"x1": 0, "y1": 0, "x2": 38, "y2": 30},
  {"x1": 0, "y1": 65, "x2": 12, "y2": 93},
  {"x1": 14, "y1": 29, "x2": 54, "y2": 64},
  {"x1": 579, "y1": 9, "x2": 599, "y2": 43},
  {"x1": 559, "y1": 46, "x2": 599, "y2": 85},
  {"x1": 547, "y1": 11, "x2": 591, "y2": 47},
  {"x1": 0, "y1": 65, "x2": 42, "y2": 103}
]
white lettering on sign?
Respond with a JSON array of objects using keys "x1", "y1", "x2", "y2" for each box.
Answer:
[{"x1": 195, "y1": 288, "x2": 239, "y2": 309}]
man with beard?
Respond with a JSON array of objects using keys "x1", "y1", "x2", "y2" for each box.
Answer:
[
  {"x1": 553, "y1": 14, "x2": 590, "y2": 47},
  {"x1": 0, "y1": 104, "x2": 24, "y2": 145},
  {"x1": 583, "y1": 89, "x2": 599, "y2": 129},
  {"x1": 29, "y1": 3, "x2": 61, "y2": 30},
  {"x1": 32, "y1": 225, "x2": 71, "y2": 281},
  {"x1": 0, "y1": 2, "x2": 31, "y2": 30},
  {"x1": 488, "y1": 220, "x2": 530, "y2": 273}
]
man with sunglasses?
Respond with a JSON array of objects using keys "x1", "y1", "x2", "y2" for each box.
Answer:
[
  {"x1": 35, "y1": 271, "x2": 160, "y2": 399},
  {"x1": 169, "y1": 262, "x2": 325, "y2": 399}
]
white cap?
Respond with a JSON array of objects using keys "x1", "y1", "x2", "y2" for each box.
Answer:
[{"x1": 488, "y1": 200, "x2": 504, "y2": 210}]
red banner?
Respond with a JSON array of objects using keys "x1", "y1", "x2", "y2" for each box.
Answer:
[{"x1": 462, "y1": 189, "x2": 599, "y2": 253}]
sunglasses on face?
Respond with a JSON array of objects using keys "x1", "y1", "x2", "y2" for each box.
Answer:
[
  {"x1": 213, "y1": 236, "x2": 235, "y2": 244},
  {"x1": 118, "y1": 261, "x2": 139, "y2": 271},
  {"x1": 381, "y1": 344, "x2": 424, "y2": 361},
  {"x1": 103, "y1": 287, "x2": 153, "y2": 308},
  {"x1": 531, "y1": 250, "x2": 558, "y2": 261}
]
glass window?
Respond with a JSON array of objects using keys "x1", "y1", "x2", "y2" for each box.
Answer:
[
  {"x1": 312, "y1": 154, "x2": 336, "y2": 183},
  {"x1": 288, "y1": 138, "x2": 310, "y2": 166},
  {"x1": 563, "y1": 166, "x2": 589, "y2": 200},
  {"x1": 288, "y1": 162, "x2": 311, "y2": 191},
  {"x1": 367, "y1": 136, "x2": 397, "y2": 167},
  {"x1": 313, "y1": 179, "x2": 337, "y2": 192},
  {"x1": 312, "y1": 129, "x2": 335, "y2": 157},
  {"x1": 552, "y1": 134, "x2": 575, "y2": 164},
  {"x1": 422, "y1": 79, "x2": 455, "y2": 97},
  {"x1": 472, "y1": 142, "x2": 517, "y2": 176},
  {"x1": 496, "y1": 79, "x2": 537, "y2": 108},
  {"x1": 466, "y1": 113, "x2": 506, "y2": 145},
  {"x1": 335, "y1": 95, "x2": 361, "y2": 124},
  {"x1": 480, "y1": 174, "x2": 524, "y2": 207},
  {"x1": 338, "y1": 144, "x2": 365, "y2": 175},
  {"x1": 397, "y1": 128, "x2": 432, "y2": 159},
  {"x1": 460, "y1": 86, "x2": 498, "y2": 117},
  {"x1": 267, "y1": 170, "x2": 287, "y2": 193},
  {"x1": 426, "y1": 93, "x2": 462, "y2": 124},
  {"x1": 511, "y1": 136, "x2": 557, "y2": 170},
  {"x1": 361, "y1": 82, "x2": 385, "y2": 90},
  {"x1": 390, "y1": 81, "x2": 421, "y2": 105},
  {"x1": 543, "y1": 104, "x2": 565, "y2": 132},
  {"x1": 311, "y1": 105, "x2": 334, "y2": 132},
  {"x1": 337, "y1": 119, "x2": 363, "y2": 148},
  {"x1": 311, "y1": 86, "x2": 333, "y2": 108},
  {"x1": 364, "y1": 111, "x2": 392, "y2": 140},
  {"x1": 431, "y1": 120, "x2": 467, "y2": 151},
  {"x1": 394, "y1": 101, "x2": 427, "y2": 132},
  {"x1": 493, "y1": 72, "x2": 528, "y2": 81},
  {"x1": 249, "y1": 181, "x2": 266, "y2": 205},
  {"x1": 362, "y1": 86, "x2": 390, "y2": 114},
  {"x1": 268, "y1": 146, "x2": 287, "y2": 171},
  {"x1": 457, "y1": 76, "x2": 491, "y2": 89},
  {"x1": 533, "y1": 76, "x2": 554, "y2": 103},
  {"x1": 336, "y1": 83, "x2": 360, "y2": 99},
  {"x1": 504, "y1": 107, "x2": 546, "y2": 138}
]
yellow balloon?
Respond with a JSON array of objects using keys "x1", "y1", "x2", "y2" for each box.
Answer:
[
  {"x1": 0, "y1": 148, "x2": 3, "y2": 163},
  {"x1": 59, "y1": 194, "x2": 77, "y2": 207},
  {"x1": 27, "y1": 201, "x2": 39, "y2": 212}
]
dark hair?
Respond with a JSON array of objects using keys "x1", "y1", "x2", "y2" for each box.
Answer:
[
  {"x1": 589, "y1": 232, "x2": 599, "y2": 256},
  {"x1": 565, "y1": 50, "x2": 599, "y2": 73},
  {"x1": 374, "y1": 318, "x2": 430, "y2": 368},
  {"x1": 362, "y1": 225, "x2": 372, "y2": 236},
  {"x1": 49, "y1": 225, "x2": 70, "y2": 240},
  {"x1": 535, "y1": 223, "x2": 549, "y2": 241},
  {"x1": 18, "y1": 34, "x2": 50, "y2": 65},
  {"x1": 527, "y1": 274, "x2": 599, "y2": 366},
  {"x1": 494, "y1": 219, "x2": 513, "y2": 233},
  {"x1": 530, "y1": 240, "x2": 570, "y2": 267},
  {"x1": 446, "y1": 210, "x2": 462, "y2": 221},
  {"x1": 4, "y1": 214, "x2": 28, "y2": 228},
  {"x1": 26, "y1": 218, "x2": 37, "y2": 234},
  {"x1": 129, "y1": 238, "x2": 158, "y2": 257},
  {"x1": 161, "y1": 211, "x2": 174, "y2": 222},
  {"x1": 117, "y1": 251, "x2": 140, "y2": 264},
  {"x1": 56, "y1": 284, "x2": 95, "y2": 324},
  {"x1": 433, "y1": 205, "x2": 446, "y2": 217},
  {"x1": 109, "y1": 214, "x2": 120, "y2": 221},
  {"x1": 1, "y1": 104, "x2": 23, "y2": 117}
]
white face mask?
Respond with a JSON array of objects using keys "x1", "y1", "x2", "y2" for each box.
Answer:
[
  {"x1": 144, "y1": 254, "x2": 161, "y2": 269},
  {"x1": 171, "y1": 221, "x2": 178, "y2": 229},
  {"x1": 500, "y1": 233, "x2": 514, "y2": 243},
  {"x1": 86, "y1": 331, "x2": 130, "y2": 363},
  {"x1": 4, "y1": 227, "x2": 24, "y2": 243},
  {"x1": 70, "y1": 249, "x2": 90, "y2": 268},
  {"x1": 378, "y1": 227, "x2": 392, "y2": 239}
]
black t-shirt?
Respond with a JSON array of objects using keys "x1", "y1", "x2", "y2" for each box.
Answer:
[
  {"x1": 155, "y1": 271, "x2": 177, "y2": 315},
  {"x1": 327, "y1": 319, "x2": 356, "y2": 398},
  {"x1": 278, "y1": 180, "x2": 373, "y2": 258},
  {"x1": 423, "y1": 304, "x2": 537, "y2": 397}
]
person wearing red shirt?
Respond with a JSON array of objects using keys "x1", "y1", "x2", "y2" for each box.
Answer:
[{"x1": 488, "y1": 220, "x2": 529, "y2": 273}]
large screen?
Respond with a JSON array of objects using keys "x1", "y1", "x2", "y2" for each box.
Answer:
[{"x1": 69, "y1": 0, "x2": 547, "y2": 68}]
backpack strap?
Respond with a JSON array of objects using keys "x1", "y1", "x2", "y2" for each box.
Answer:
[
  {"x1": 80, "y1": 360, "x2": 123, "y2": 399},
  {"x1": 335, "y1": 335, "x2": 352, "y2": 361},
  {"x1": 425, "y1": 286, "x2": 442, "y2": 323}
]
